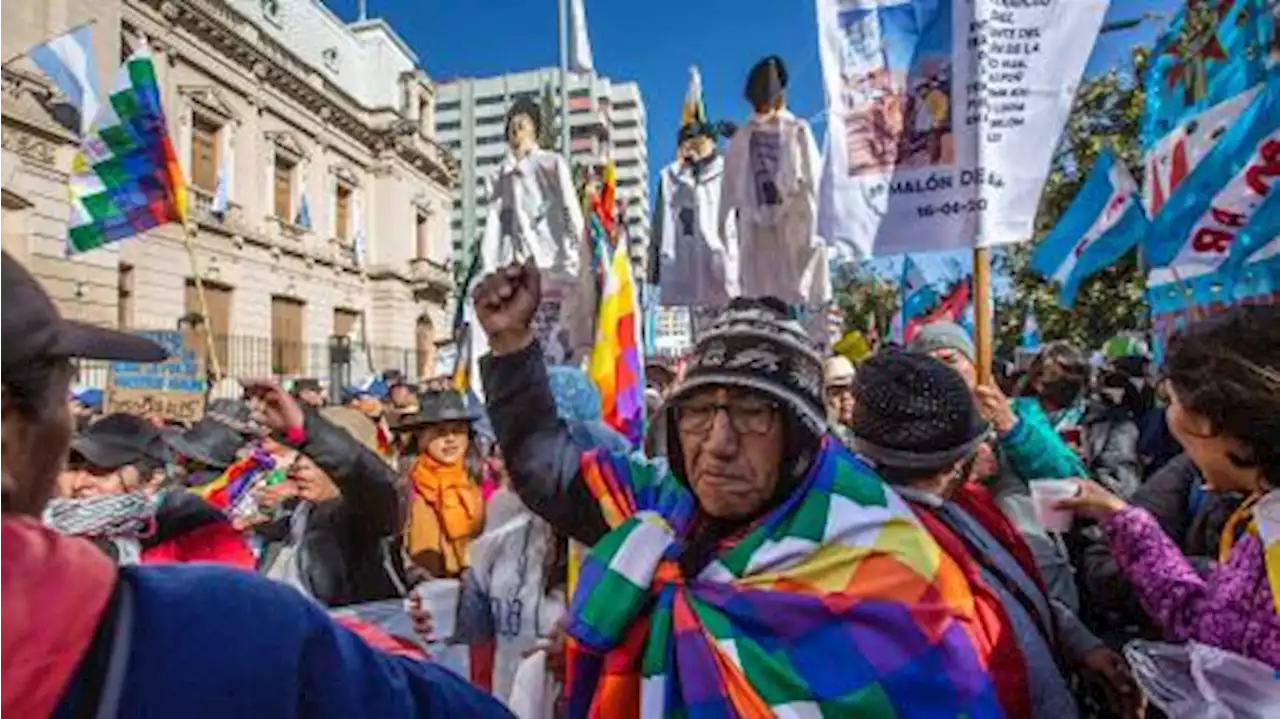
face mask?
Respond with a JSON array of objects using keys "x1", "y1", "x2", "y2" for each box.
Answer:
[
  {"x1": 1039, "y1": 377, "x2": 1082, "y2": 407},
  {"x1": 1099, "y1": 387, "x2": 1125, "y2": 406}
]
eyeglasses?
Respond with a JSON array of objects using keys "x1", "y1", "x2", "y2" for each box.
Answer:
[
  {"x1": 675, "y1": 399, "x2": 779, "y2": 436},
  {"x1": 825, "y1": 385, "x2": 854, "y2": 399}
]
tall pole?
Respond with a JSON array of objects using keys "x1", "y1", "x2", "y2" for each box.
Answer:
[
  {"x1": 973, "y1": 246, "x2": 993, "y2": 385},
  {"x1": 558, "y1": 0, "x2": 571, "y2": 162}
]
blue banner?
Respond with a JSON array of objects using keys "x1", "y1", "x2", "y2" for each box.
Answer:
[
  {"x1": 1147, "y1": 243, "x2": 1280, "y2": 361},
  {"x1": 1021, "y1": 309, "x2": 1042, "y2": 352},
  {"x1": 1144, "y1": 82, "x2": 1280, "y2": 268},
  {"x1": 1141, "y1": 0, "x2": 1274, "y2": 149},
  {"x1": 1031, "y1": 151, "x2": 1148, "y2": 307}
]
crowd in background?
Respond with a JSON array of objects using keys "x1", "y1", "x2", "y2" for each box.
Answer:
[{"x1": 5, "y1": 248, "x2": 1279, "y2": 718}]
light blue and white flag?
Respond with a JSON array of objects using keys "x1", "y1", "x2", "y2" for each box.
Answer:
[
  {"x1": 29, "y1": 24, "x2": 102, "y2": 137},
  {"x1": 890, "y1": 255, "x2": 934, "y2": 344},
  {"x1": 210, "y1": 161, "x2": 229, "y2": 220},
  {"x1": 351, "y1": 191, "x2": 367, "y2": 267},
  {"x1": 1144, "y1": 82, "x2": 1280, "y2": 270},
  {"x1": 1021, "y1": 308, "x2": 1042, "y2": 353},
  {"x1": 1031, "y1": 151, "x2": 1148, "y2": 307},
  {"x1": 294, "y1": 186, "x2": 312, "y2": 229}
]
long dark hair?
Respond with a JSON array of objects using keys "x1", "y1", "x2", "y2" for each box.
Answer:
[{"x1": 1164, "y1": 305, "x2": 1280, "y2": 488}]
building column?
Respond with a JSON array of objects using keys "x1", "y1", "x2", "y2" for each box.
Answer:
[{"x1": 415, "y1": 203, "x2": 432, "y2": 261}]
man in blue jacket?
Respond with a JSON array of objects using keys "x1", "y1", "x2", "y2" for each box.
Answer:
[{"x1": 0, "y1": 251, "x2": 511, "y2": 718}]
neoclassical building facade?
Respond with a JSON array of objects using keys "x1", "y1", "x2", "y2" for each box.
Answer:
[{"x1": 2, "y1": 0, "x2": 457, "y2": 383}]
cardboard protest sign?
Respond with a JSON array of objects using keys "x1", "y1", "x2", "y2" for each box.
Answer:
[{"x1": 106, "y1": 330, "x2": 206, "y2": 423}]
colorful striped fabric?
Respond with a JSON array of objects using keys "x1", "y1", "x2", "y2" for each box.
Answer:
[
  {"x1": 588, "y1": 240, "x2": 645, "y2": 447},
  {"x1": 67, "y1": 44, "x2": 186, "y2": 254},
  {"x1": 192, "y1": 451, "x2": 272, "y2": 511},
  {"x1": 565, "y1": 437, "x2": 1003, "y2": 718}
]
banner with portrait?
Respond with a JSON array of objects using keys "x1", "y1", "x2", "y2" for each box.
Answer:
[{"x1": 816, "y1": 0, "x2": 1107, "y2": 256}]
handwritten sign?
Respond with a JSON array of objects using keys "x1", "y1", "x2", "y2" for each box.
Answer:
[{"x1": 106, "y1": 330, "x2": 206, "y2": 423}]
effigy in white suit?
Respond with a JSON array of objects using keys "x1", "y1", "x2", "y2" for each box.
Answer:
[
  {"x1": 475, "y1": 98, "x2": 591, "y2": 367},
  {"x1": 720, "y1": 55, "x2": 831, "y2": 311},
  {"x1": 655, "y1": 68, "x2": 740, "y2": 309}
]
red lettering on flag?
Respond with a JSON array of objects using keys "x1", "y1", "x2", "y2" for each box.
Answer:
[
  {"x1": 1245, "y1": 139, "x2": 1280, "y2": 196},
  {"x1": 1210, "y1": 207, "x2": 1247, "y2": 228},
  {"x1": 1191, "y1": 228, "x2": 1233, "y2": 255}
]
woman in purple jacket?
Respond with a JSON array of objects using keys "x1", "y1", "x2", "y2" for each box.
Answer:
[{"x1": 1060, "y1": 305, "x2": 1280, "y2": 669}]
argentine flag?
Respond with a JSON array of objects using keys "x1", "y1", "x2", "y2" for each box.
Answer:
[
  {"x1": 1031, "y1": 151, "x2": 1148, "y2": 307},
  {"x1": 890, "y1": 255, "x2": 935, "y2": 343},
  {"x1": 29, "y1": 24, "x2": 102, "y2": 137},
  {"x1": 1021, "y1": 309, "x2": 1042, "y2": 353}
]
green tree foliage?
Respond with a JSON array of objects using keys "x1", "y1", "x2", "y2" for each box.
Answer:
[
  {"x1": 832, "y1": 261, "x2": 899, "y2": 342},
  {"x1": 993, "y1": 53, "x2": 1151, "y2": 356}
]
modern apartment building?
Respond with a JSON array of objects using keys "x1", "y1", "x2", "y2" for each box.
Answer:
[
  {"x1": 2, "y1": 0, "x2": 457, "y2": 384},
  {"x1": 435, "y1": 67, "x2": 649, "y2": 278}
]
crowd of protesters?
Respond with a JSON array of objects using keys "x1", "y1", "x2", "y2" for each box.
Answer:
[{"x1": 4, "y1": 248, "x2": 1279, "y2": 718}]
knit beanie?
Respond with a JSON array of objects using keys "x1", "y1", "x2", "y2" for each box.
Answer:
[
  {"x1": 666, "y1": 297, "x2": 826, "y2": 437},
  {"x1": 852, "y1": 351, "x2": 989, "y2": 475},
  {"x1": 906, "y1": 320, "x2": 975, "y2": 362}
]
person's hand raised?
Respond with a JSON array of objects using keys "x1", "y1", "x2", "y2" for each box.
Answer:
[
  {"x1": 408, "y1": 592, "x2": 435, "y2": 643},
  {"x1": 471, "y1": 259, "x2": 540, "y2": 355},
  {"x1": 974, "y1": 383, "x2": 1017, "y2": 435},
  {"x1": 240, "y1": 378, "x2": 305, "y2": 434}
]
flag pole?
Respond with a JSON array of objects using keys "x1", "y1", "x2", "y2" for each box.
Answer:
[
  {"x1": 182, "y1": 222, "x2": 224, "y2": 380},
  {"x1": 558, "y1": 0, "x2": 571, "y2": 163},
  {"x1": 973, "y1": 245, "x2": 994, "y2": 385},
  {"x1": 558, "y1": 0, "x2": 584, "y2": 602}
]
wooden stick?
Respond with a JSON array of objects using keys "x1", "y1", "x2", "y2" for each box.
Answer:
[
  {"x1": 973, "y1": 245, "x2": 994, "y2": 385},
  {"x1": 181, "y1": 223, "x2": 223, "y2": 380}
]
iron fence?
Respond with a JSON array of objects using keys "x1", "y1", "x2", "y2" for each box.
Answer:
[{"x1": 75, "y1": 334, "x2": 433, "y2": 399}]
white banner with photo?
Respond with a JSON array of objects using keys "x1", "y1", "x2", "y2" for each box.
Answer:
[{"x1": 816, "y1": 0, "x2": 1108, "y2": 256}]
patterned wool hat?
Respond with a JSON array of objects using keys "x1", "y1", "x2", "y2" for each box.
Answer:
[
  {"x1": 666, "y1": 297, "x2": 826, "y2": 437},
  {"x1": 907, "y1": 320, "x2": 975, "y2": 362},
  {"x1": 852, "y1": 350, "x2": 989, "y2": 474}
]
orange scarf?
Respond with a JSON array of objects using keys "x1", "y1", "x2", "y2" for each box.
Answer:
[{"x1": 405, "y1": 453, "x2": 484, "y2": 578}]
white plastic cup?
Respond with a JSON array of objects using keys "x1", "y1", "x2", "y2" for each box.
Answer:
[
  {"x1": 414, "y1": 578, "x2": 461, "y2": 641},
  {"x1": 1031, "y1": 479, "x2": 1080, "y2": 533}
]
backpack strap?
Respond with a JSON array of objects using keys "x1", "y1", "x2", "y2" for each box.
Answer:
[{"x1": 58, "y1": 577, "x2": 135, "y2": 719}]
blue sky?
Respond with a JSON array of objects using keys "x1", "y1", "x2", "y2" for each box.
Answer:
[{"x1": 328, "y1": 0, "x2": 1179, "y2": 281}]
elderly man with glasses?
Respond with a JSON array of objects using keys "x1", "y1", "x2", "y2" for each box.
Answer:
[{"x1": 472, "y1": 261, "x2": 1009, "y2": 717}]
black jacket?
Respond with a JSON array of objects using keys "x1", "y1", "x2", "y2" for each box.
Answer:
[
  {"x1": 1082, "y1": 404, "x2": 1142, "y2": 499},
  {"x1": 258, "y1": 410, "x2": 406, "y2": 607},
  {"x1": 482, "y1": 342, "x2": 610, "y2": 546}
]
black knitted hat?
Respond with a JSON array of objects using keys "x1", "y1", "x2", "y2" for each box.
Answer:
[
  {"x1": 852, "y1": 351, "x2": 989, "y2": 473},
  {"x1": 666, "y1": 296, "x2": 826, "y2": 437}
]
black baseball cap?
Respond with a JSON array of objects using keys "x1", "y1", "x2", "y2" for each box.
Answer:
[
  {"x1": 292, "y1": 377, "x2": 323, "y2": 394},
  {"x1": 70, "y1": 413, "x2": 169, "y2": 469},
  {"x1": 2, "y1": 252, "x2": 168, "y2": 378}
]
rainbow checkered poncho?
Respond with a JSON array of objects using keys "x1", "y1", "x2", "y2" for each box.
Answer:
[{"x1": 565, "y1": 437, "x2": 1004, "y2": 718}]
